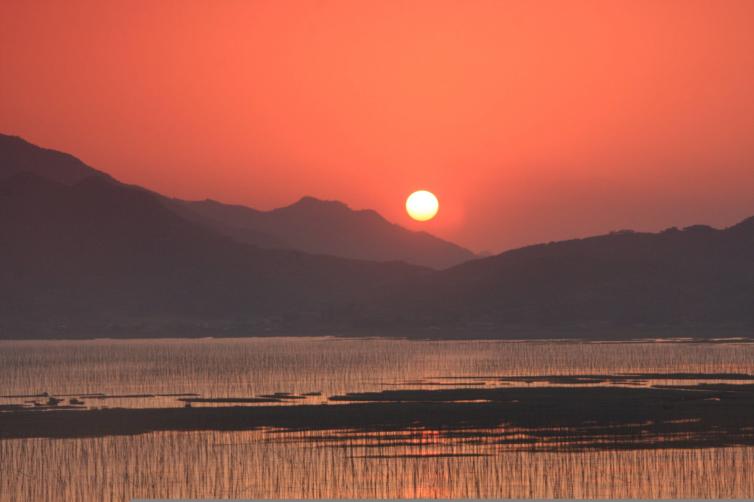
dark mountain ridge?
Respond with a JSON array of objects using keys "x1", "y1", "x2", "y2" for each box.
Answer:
[
  {"x1": 360, "y1": 221, "x2": 754, "y2": 333},
  {"x1": 1, "y1": 133, "x2": 752, "y2": 339},
  {"x1": 171, "y1": 195, "x2": 475, "y2": 269},
  {"x1": 0, "y1": 171, "x2": 428, "y2": 337},
  {"x1": 0, "y1": 134, "x2": 113, "y2": 185},
  {"x1": 0, "y1": 134, "x2": 475, "y2": 269}
]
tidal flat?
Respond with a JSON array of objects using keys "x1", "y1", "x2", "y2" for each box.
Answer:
[
  {"x1": 2, "y1": 337, "x2": 754, "y2": 500},
  {"x1": 3, "y1": 383, "x2": 754, "y2": 452}
]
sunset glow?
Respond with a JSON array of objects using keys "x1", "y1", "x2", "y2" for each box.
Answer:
[
  {"x1": 3, "y1": 2, "x2": 754, "y2": 500},
  {"x1": 2, "y1": 1, "x2": 754, "y2": 252}
]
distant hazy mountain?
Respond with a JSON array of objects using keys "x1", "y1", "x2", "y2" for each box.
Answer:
[
  {"x1": 172, "y1": 196, "x2": 475, "y2": 269},
  {"x1": 0, "y1": 134, "x2": 113, "y2": 185},
  {"x1": 1, "y1": 133, "x2": 752, "y2": 339},
  {"x1": 0, "y1": 171, "x2": 427, "y2": 337},
  {"x1": 364, "y1": 219, "x2": 754, "y2": 332},
  {"x1": 0, "y1": 134, "x2": 475, "y2": 269}
]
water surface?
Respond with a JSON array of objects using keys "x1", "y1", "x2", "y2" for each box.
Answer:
[{"x1": 1, "y1": 337, "x2": 753, "y2": 500}]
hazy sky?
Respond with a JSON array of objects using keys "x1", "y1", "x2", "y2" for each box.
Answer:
[{"x1": 2, "y1": 0, "x2": 754, "y2": 252}]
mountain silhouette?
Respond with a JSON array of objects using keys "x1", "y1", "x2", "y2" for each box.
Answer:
[
  {"x1": 362, "y1": 222, "x2": 754, "y2": 333},
  {"x1": 0, "y1": 171, "x2": 427, "y2": 337},
  {"x1": 1, "y1": 133, "x2": 752, "y2": 338},
  {"x1": 172, "y1": 195, "x2": 475, "y2": 269},
  {"x1": 0, "y1": 134, "x2": 475, "y2": 269},
  {"x1": 0, "y1": 134, "x2": 113, "y2": 185}
]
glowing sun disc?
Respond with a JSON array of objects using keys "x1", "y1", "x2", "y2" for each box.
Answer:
[{"x1": 406, "y1": 190, "x2": 439, "y2": 221}]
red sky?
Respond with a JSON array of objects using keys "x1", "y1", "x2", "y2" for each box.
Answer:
[{"x1": 2, "y1": 1, "x2": 754, "y2": 252}]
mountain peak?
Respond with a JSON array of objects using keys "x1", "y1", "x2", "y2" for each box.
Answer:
[
  {"x1": 286, "y1": 196, "x2": 350, "y2": 211},
  {"x1": 1, "y1": 134, "x2": 476, "y2": 269},
  {"x1": 0, "y1": 132, "x2": 111, "y2": 185},
  {"x1": 728, "y1": 215, "x2": 754, "y2": 234}
]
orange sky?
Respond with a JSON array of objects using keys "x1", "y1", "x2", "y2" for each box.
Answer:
[{"x1": 2, "y1": 0, "x2": 754, "y2": 252}]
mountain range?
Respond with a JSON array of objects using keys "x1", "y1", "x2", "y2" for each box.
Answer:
[
  {"x1": 170, "y1": 196, "x2": 474, "y2": 269},
  {"x1": 1, "y1": 133, "x2": 752, "y2": 339},
  {"x1": 0, "y1": 133, "x2": 474, "y2": 269}
]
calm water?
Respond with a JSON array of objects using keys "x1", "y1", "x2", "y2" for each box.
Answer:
[{"x1": 2, "y1": 337, "x2": 754, "y2": 500}]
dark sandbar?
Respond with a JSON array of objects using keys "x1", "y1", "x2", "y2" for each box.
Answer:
[{"x1": 2, "y1": 384, "x2": 753, "y2": 451}]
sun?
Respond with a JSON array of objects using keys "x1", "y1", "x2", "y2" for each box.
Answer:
[{"x1": 406, "y1": 190, "x2": 439, "y2": 221}]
